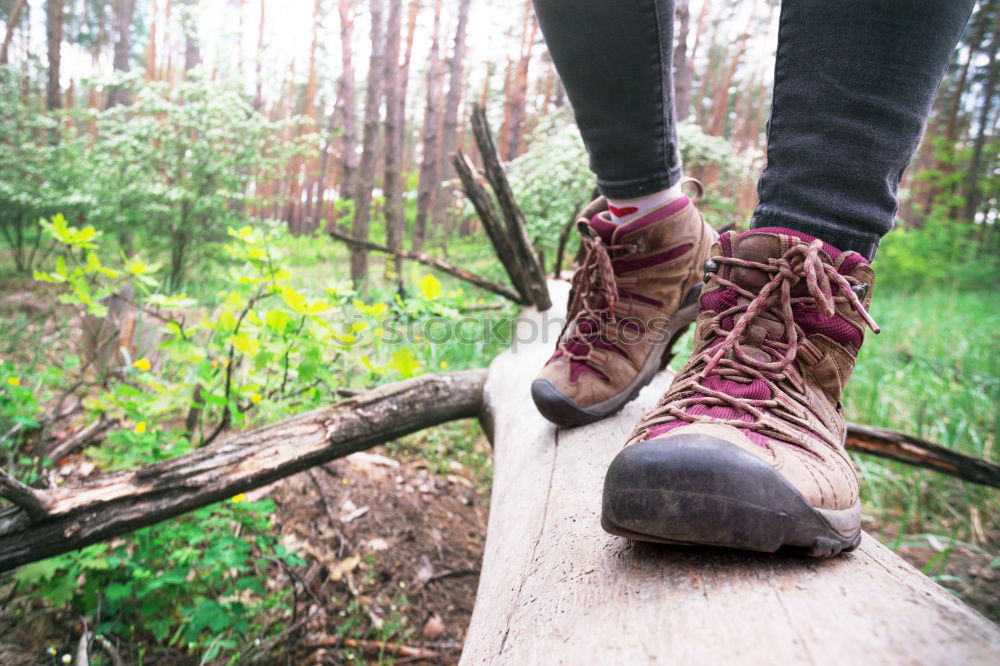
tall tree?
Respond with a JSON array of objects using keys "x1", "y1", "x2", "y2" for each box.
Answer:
[
  {"x1": 412, "y1": 0, "x2": 445, "y2": 253},
  {"x1": 350, "y1": 0, "x2": 387, "y2": 285},
  {"x1": 502, "y1": 0, "x2": 537, "y2": 160},
  {"x1": 334, "y1": 0, "x2": 358, "y2": 205},
  {"x1": 108, "y1": 0, "x2": 137, "y2": 106},
  {"x1": 0, "y1": 0, "x2": 27, "y2": 65},
  {"x1": 964, "y1": 3, "x2": 1000, "y2": 224},
  {"x1": 382, "y1": 0, "x2": 420, "y2": 280},
  {"x1": 46, "y1": 0, "x2": 64, "y2": 110},
  {"x1": 433, "y1": 0, "x2": 471, "y2": 220},
  {"x1": 182, "y1": 0, "x2": 200, "y2": 73},
  {"x1": 254, "y1": 0, "x2": 265, "y2": 109}
]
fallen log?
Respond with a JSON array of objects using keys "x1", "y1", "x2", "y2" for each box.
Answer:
[
  {"x1": 846, "y1": 421, "x2": 1000, "y2": 488},
  {"x1": 327, "y1": 225, "x2": 524, "y2": 304},
  {"x1": 0, "y1": 370, "x2": 486, "y2": 572},
  {"x1": 463, "y1": 281, "x2": 1000, "y2": 664}
]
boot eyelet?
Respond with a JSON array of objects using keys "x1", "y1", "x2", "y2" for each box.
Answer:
[
  {"x1": 702, "y1": 258, "x2": 719, "y2": 283},
  {"x1": 851, "y1": 282, "x2": 868, "y2": 299}
]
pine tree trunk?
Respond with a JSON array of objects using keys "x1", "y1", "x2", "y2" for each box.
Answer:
[
  {"x1": 145, "y1": 0, "x2": 158, "y2": 81},
  {"x1": 182, "y1": 0, "x2": 201, "y2": 73},
  {"x1": 412, "y1": 0, "x2": 445, "y2": 253},
  {"x1": 350, "y1": 0, "x2": 387, "y2": 286},
  {"x1": 963, "y1": 5, "x2": 1000, "y2": 224},
  {"x1": 254, "y1": 0, "x2": 265, "y2": 110},
  {"x1": 382, "y1": 0, "x2": 405, "y2": 280},
  {"x1": 432, "y1": 0, "x2": 472, "y2": 225},
  {"x1": 46, "y1": 0, "x2": 64, "y2": 110},
  {"x1": 107, "y1": 0, "x2": 136, "y2": 107},
  {"x1": 335, "y1": 0, "x2": 359, "y2": 205},
  {"x1": 0, "y1": 0, "x2": 27, "y2": 65},
  {"x1": 503, "y1": 0, "x2": 537, "y2": 160}
]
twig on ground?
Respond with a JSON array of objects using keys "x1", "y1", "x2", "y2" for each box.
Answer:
[
  {"x1": 94, "y1": 634, "x2": 124, "y2": 666},
  {"x1": 426, "y1": 567, "x2": 481, "y2": 584},
  {"x1": 303, "y1": 637, "x2": 442, "y2": 661}
]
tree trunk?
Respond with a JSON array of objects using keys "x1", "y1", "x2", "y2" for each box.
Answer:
[
  {"x1": 462, "y1": 281, "x2": 1000, "y2": 664},
  {"x1": 254, "y1": 0, "x2": 265, "y2": 110},
  {"x1": 433, "y1": 0, "x2": 472, "y2": 221},
  {"x1": 0, "y1": 0, "x2": 28, "y2": 65},
  {"x1": 107, "y1": 0, "x2": 137, "y2": 107},
  {"x1": 673, "y1": 0, "x2": 692, "y2": 122},
  {"x1": 335, "y1": 0, "x2": 359, "y2": 207},
  {"x1": 502, "y1": 0, "x2": 537, "y2": 160},
  {"x1": 412, "y1": 0, "x2": 445, "y2": 253},
  {"x1": 381, "y1": 0, "x2": 407, "y2": 282},
  {"x1": 964, "y1": 4, "x2": 1000, "y2": 224},
  {"x1": 350, "y1": 0, "x2": 387, "y2": 286},
  {"x1": 182, "y1": 0, "x2": 201, "y2": 73},
  {"x1": 46, "y1": 0, "x2": 64, "y2": 110},
  {"x1": 145, "y1": 0, "x2": 158, "y2": 81}
]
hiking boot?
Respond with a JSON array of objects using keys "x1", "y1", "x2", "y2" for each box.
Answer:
[
  {"x1": 601, "y1": 228, "x2": 879, "y2": 557},
  {"x1": 532, "y1": 184, "x2": 716, "y2": 427}
]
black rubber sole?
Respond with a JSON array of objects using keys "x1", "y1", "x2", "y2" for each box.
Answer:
[
  {"x1": 531, "y1": 285, "x2": 701, "y2": 428},
  {"x1": 601, "y1": 435, "x2": 862, "y2": 558}
]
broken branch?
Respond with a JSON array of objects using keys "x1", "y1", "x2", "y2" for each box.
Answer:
[{"x1": 328, "y1": 225, "x2": 524, "y2": 304}]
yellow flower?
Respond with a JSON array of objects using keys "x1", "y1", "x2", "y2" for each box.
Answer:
[
  {"x1": 231, "y1": 493, "x2": 248, "y2": 503},
  {"x1": 132, "y1": 358, "x2": 151, "y2": 371},
  {"x1": 133, "y1": 421, "x2": 147, "y2": 434},
  {"x1": 250, "y1": 393, "x2": 262, "y2": 404},
  {"x1": 6, "y1": 377, "x2": 20, "y2": 386},
  {"x1": 374, "y1": 328, "x2": 385, "y2": 337},
  {"x1": 439, "y1": 360, "x2": 448, "y2": 369},
  {"x1": 211, "y1": 360, "x2": 219, "y2": 368}
]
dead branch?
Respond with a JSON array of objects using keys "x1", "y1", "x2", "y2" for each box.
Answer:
[
  {"x1": 0, "y1": 370, "x2": 487, "y2": 573},
  {"x1": 0, "y1": 467, "x2": 50, "y2": 521},
  {"x1": 468, "y1": 105, "x2": 551, "y2": 311},
  {"x1": 328, "y1": 225, "x2": 525, "y2": 304},
  {"x1": 845, "y1": 422, "x2": 1000, "y2": 488}
]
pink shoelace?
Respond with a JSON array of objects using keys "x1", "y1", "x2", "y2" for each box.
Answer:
[
  {"x1": 631, "y1": 239, "x2": 879, "y2": 447},
  {"x1": 557, "y1": 231, "x2": 640, "y2": 366}
]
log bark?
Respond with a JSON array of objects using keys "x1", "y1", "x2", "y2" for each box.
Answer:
[
  {"x1": 468, "y1": 106, "x2": 551, "y2": 311},
  {"x1": 328, "y1": 225, "x2": 524, "y2": 303},
  {"x1": 464, "y1": 281, "x2": 1000, "y2": 664},
  {"x1": 0, "y1": 371, "x2": 486, "y2": 573}
]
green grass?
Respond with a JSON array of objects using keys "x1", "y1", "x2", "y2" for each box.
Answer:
[{"x1": 846, "y1": 289, "x2": 998, "y2": 548}]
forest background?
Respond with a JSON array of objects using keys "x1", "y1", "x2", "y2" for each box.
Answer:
[{"x1": 0, "y1": 0, "x2": 997, "y2": 663}]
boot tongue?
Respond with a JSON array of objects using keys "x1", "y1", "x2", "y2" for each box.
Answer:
[
  {"x1": 588, "y1": 213, "x2": 617, "y2": 244},
  {"x1": 727, "y1": 228, "x2": 842, "y2": 294}
]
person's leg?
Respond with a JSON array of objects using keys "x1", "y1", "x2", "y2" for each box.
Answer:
[
  {"x1": 752, "y1": 0, "x2": 976, "y2": 260},
  {"x1": 532, "y1": 0, "x2": 683, "y2": 222},
  {"x1": 602, "y1": 1, "x2": 975, "y2": 555},
  {"x1": 530, "y1": 0, "x2": 716, "y2": 427}
]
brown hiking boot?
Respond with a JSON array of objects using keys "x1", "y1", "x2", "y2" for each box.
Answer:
[
  {"x1": 601, "y1": 228, "x2": 879, "y2": 557},
  {"x1": 532, "y1": 185, "x2": 715, "y2": 427}
]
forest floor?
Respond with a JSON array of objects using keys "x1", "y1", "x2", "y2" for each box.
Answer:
[{"x1": 3, "y1": 438, "x2": 997, "y2": 665}]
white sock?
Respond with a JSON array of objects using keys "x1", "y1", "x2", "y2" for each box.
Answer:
[{"x1": 607, "y1": 182, "x2": 685, "y2": 225}]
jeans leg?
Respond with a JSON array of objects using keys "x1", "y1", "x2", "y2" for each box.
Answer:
[
  {"x1": 752, "y1": 0, "x2": 975, "y2": 260},
  {"x1": 532, "y1": 0, "x2": 680, "y2": 198}
]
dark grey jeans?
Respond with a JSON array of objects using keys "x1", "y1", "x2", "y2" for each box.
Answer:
[{"x1": 532, "y1": 0, "x2": 975, "y2": 260}]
